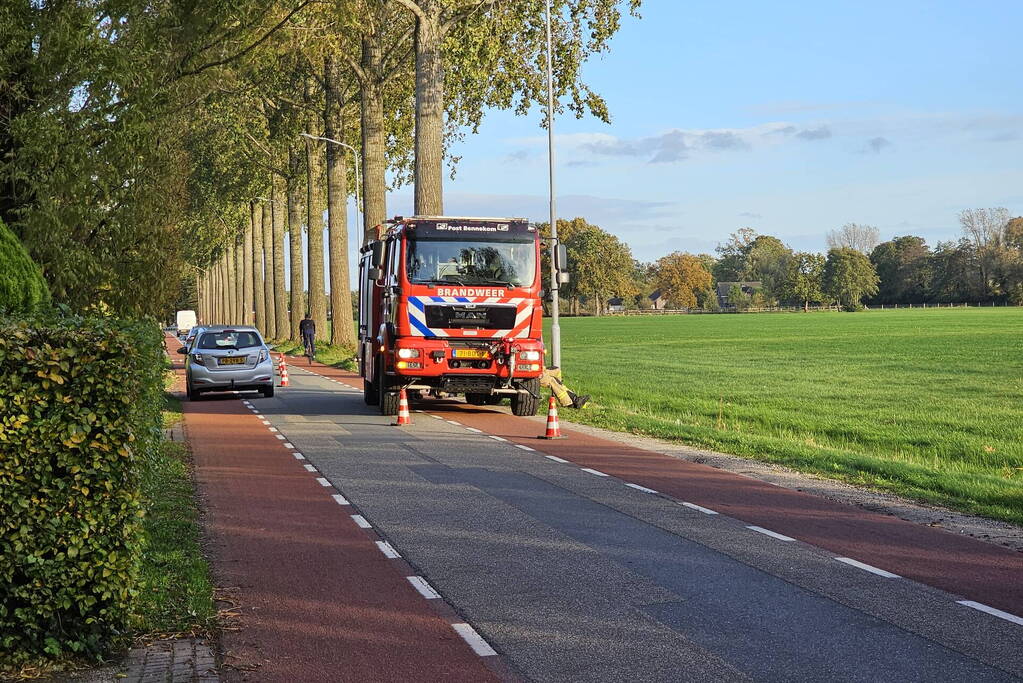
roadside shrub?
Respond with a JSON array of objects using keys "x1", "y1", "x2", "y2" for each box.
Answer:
[
  {"x1": 0, "y1": 315, "x2": 164, "y2": 667},
  {"x1": 0, "y1": 219, "x2": 50, "y2": 314}
]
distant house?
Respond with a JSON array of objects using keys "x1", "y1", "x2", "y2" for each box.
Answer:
[
  {"x1": 648, "y1": 290, "x2": 668, "y2": 310},
  {"x1": 716, "y1": 281, "x2": 762, "y2": 308},
  {"x1": 607, "y1": 297, "x2": 625, "y2": 312}
]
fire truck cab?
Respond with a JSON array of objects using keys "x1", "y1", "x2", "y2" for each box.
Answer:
[{"x1": 358, "y1": 216, "x2": 545, "y2": 416}]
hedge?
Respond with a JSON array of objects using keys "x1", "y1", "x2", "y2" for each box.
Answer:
[
  {"x1": 0, "y1": 315, "x2": 164, "y2": 666},
  {"x1": 0, "y1": 219, "x2": 50, "y2": 314}
]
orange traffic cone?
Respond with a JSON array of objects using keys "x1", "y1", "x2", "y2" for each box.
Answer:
[
  {"x1": 538, "y1": 396, "x2": 566, "y2": 439},
  {"x1": 393, "y1": 388, "x2": 412, "y2": 426},
  {"x1": 278, "y1": 355, "x2": 289, "y2": 387}
]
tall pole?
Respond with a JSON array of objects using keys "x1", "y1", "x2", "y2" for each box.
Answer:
[
  {"x1": 301, "y1": 133, "x2": 361, "y2": 245},
  {"x1": 545, "y1": 0, "x2": 562, "y2": 369}
]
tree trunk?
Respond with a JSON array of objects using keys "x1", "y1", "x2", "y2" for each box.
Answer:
[
  {"x1": 251, "y1": 202, "x2": 265, "y2": 333},
  {"x1": 226, "y1": 245, "x2": 237, "y2": 324},
  {"x1": 305, "y1": 104, "x2": 328, "y2": 343},
  {"x1": 235, "y1": 236, "x2": 245, "y2": 322},
  {"x1": 413, "y1": 7, "x2": 445, "y2": 215},
  {"x1": 272, "y1": 176, "x2": 289, "y2": 340},
  {"x1": 360, "y1": 36, "x2": 387, "y2": 243},
  {"x1": 262, "y1": 199, "x2": 276, "y2": 338},
  {"x1": 287, "y1": 147, "x2": 305, "y2": 341},
  {"x1": 243, "y1": 209, "x2": 254, "y2": 326},
  {"x1": 324, "y1": 55, "x2": 356, "y2": 348}
]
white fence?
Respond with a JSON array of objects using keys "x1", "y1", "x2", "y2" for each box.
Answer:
[{"x1": 605, "y1": 302, "x2": 1014, "y2": 316}]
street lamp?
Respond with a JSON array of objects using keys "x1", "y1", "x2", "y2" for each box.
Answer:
[
  {"x1": 300, "y1": 133, "x2": 362, "y2": 241},
  {"x1": 544, "y1": 0, "x2": 562, "y2": 369}
]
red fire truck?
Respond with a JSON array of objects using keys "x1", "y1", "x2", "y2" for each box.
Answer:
[{"x1": 358, "y1": 216, "x2": 549, "y2": 416}]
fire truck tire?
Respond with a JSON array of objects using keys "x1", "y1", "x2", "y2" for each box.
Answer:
[
  {"x1": 380, "y1": 390, "x2": 399, "y2": 415},
  {"x1": 376, "y1": 357, "x2": 399, "y2": 415},
  {"x1": 363, "y1": 378, "x2": 378, "y2": 405},
  {"x1": 510, "y1": 378, "x2": 540, "y2": 416}
]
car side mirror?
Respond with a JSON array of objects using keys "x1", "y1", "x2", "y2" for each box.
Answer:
[
  {"x1": 265, "y1": 344, "x2": 275, "y2": 350},
  {"x1": 176, "y1": 347, "x2": 187, "y2": 354}
]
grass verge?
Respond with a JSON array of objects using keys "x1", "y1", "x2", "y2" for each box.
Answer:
[
  {"x1": 271, "y1": 338, "x2": 357, "y2": 371},
  {"x1": 131, "y1": 393, "x2": 216, "y2": 638}
]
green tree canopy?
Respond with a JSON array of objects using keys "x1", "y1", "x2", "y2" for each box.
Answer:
[
  {"x1": 869, "y1": 236, "x2": 931, "y2": 304},
  {"x1": 823, "y1": 247, "x2": 879, "y2": 311},
  {"x1": 0, "y1": 219, "x2": 49, "y2": 314}
]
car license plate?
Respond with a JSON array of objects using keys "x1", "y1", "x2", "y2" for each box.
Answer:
[
  {"x1": 219, "y1": 356, "x2": 246, "y2": 366},
  {"x1": 453, "y1": 348, "x2": 489, "y2": 359}
]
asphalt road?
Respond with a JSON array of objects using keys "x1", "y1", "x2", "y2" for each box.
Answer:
[{"x1": 232, "y1": 360, "x2": 1023, "y2": 682}]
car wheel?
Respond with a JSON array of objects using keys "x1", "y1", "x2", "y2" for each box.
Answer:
[
  {"x1": 511, "y1": 378, "x2": 540, "y2": 416},
  {"x1": 262, "y1": 385, "x2": 275, "y2": 398}
]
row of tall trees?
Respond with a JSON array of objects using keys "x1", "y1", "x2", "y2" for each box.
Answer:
[{"x1": 2, "y1": 1, "x2": 640, "y2": 339}]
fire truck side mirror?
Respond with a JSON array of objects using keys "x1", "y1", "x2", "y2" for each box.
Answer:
[
  {"x1": 557, "y1": 271, "x2": 571, "y2": 284},
  {"x1": 369, "y1": 240, "x2": 384, "y2": 267},
  {"x1": 368, "y1": 267, "x2": 382, "y2": 281},
  {"x1": 555, "y1": 243, "x2": 569, "y2": 272}
]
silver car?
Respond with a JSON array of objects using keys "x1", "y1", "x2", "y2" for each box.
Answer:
[{"x1": 179, "y1": 325, "x2": 276, "y2": 400}]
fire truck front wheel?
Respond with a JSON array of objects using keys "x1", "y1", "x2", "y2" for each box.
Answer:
[
  {"x1": 376, "y1": 356, "x2": 399, "y2": 415},
  {"x1": 363, "y1": 378, "x2": 378, "y2": 405},
  {"x1": 510, "y1": 378, "x2": 540, "y2": 417}
]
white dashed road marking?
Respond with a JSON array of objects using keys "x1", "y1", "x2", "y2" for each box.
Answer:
[
  {"x1": 376, "y1": 541, "x2": 401, "y2": 558},
  {"x1": 466, "y1": 427, "x2": 483, "y2": 433},
  {"x1": 406, "y1": 576, "x2": 441, "y2": 599},
  {"x1": 581, "y1": 468, "x2": 609, "y2": 477},
  {"x1": 625, "y1": 483, "x2": 658, "y2": 494},
  {"x1": 316, "y1": 477, "x2": 332, "y2": 487},
  {"x1": 274, "y1": 434, "x2": 285, "y2": 440},
  {"x1": 747, "y1": 526, "x2": 795, "y2": 542},
  {"x1": 446, "y1": 420, "x2": 462, "y2": 426},
  {"x1": 515, "y1": 444, "x2": 536, "y2": 452},
  {"x1": 835, "y1": 557, "x2": 900, "y2": 578},
  {"x1": 303, "y1": 464, "x2": 317, "y2": 472},
  {"x1": 331, "y1": 493, "x2": 350, "y2": 505},
  {"x1": 488, "y1": 435, "x2": 507, "y2": 442},
  {"x1": 268, "y1": 427, "x2": 279, "y2": 432},
  {"x1": 293, "y1": 452, "x2": 305, "y2": 460},
  {"x1": 452, "y1": 623, "x2": 497, "y2": 657},
  {"x1": 681, "y1": 502, "x2": 718, "y2": 515},
  {"x1": 957, "y1": 600, "x2": 1023, "y2": 626},
  {"x1": 351, "y1": 514, "x2": 372, "y2": 528},
  {"x1": 283, "y1": 442, "x2": 295, "y2": 449},
  {"x1": 545, "y1": 455, "x2": 570, "y2": 463}
]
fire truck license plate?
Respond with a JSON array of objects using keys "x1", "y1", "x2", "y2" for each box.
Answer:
[
  {"x1": 452, "y1": 349, "x2": 489, "y2": 359},
  {"x1": 219, "y1": 356, "x2": 246, "y2": 365}
]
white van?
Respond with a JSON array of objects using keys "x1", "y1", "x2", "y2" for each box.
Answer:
[{"x1": 176, "y1": 310, "x2": 197, "y2": 338}]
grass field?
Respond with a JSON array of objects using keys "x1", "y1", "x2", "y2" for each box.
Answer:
[{"x1": 554, "y1": 308, "x2": 1023, "y2": 525}]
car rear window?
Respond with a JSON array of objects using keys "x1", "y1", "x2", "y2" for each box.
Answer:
[{"x1": 198, "y1": 331, "x2": 261, "y2": 350}]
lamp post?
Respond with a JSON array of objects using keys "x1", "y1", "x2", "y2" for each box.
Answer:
[
  {"x1": 299, "y1": 133, "x2": 362, "y2": 241},
  {"x1": 544, "y1": 0, "x2": 562, "y2": 369}
]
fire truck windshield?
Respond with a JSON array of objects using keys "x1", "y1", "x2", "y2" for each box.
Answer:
[{"x1": 405, "y1": 239, "x2": 536, "y2": 287}]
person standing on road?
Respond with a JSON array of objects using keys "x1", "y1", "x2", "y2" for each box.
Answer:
[{"x1": 299, "y1": 313, "x2": 316, "y2": 357}]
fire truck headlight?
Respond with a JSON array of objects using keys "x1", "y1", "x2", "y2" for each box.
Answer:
[
  {"x1": 519, "y1": 350, "x2": 541, "y2": 361},
  {"x1": 396, "y1": 348, "x2": 421, "y2": 359}
]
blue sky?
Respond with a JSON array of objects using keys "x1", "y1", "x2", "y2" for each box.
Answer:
[{"x1": 388, "y1": 0, "x2": 1023, "y2": 263}]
